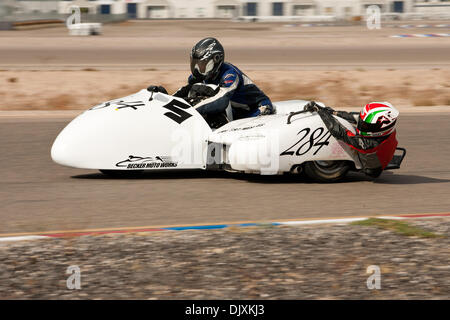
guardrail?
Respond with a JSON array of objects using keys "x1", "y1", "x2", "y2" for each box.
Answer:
[
  {"x1": 235, "y1": 13, "x2": 450, "y2": 23},
  {"x1": 13, "y1": 19, "x2": 63, "y2": 27},
  {"x1": 235, "y1": 15, "x2": 338, "y2": 23},
  {"x1": 401, "y1": 12, "x2": 450, "y2": 20},
  {"x1": 0, "y1": 13, "x2": 128, "y2": 27},
  {"x1": 0, "y1": 21, "x2": 13, "y2": 30}
]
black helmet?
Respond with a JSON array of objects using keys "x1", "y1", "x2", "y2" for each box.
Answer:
[{"x1": 190, "y1": 37, "x2": 224, "y2": 81}]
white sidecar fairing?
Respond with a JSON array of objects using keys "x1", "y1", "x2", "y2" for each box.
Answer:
[
  {"x1": 51, "y1": 90, "x2": 212, "y2": 170},
  {"x1": 208, "y1": 100, "x2": 360, "y2": 175},
  {"x1": 51, "y1": 90, "x2": 361, "y2": 174}
]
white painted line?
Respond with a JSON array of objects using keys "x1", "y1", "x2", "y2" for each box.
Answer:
[
  {"x1": 276, "y1": 214, "x2": 448, "y2": 227},
  {"x1": 0, "y1": 214, "x2": 448, "y2": 242},
  {"x1": 0, "y1": 235, "x2": 48, "y2": 242},
  {"x1": 277, "y1": 217, "x2": 368, "y2": 225}
]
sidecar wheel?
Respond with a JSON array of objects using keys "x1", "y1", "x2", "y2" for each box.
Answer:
[
  {"x1": 303, "y1": 161, "x2": 350, "y2": 182},
  {"x1": 99, "y1": 170, "x2": 143, "y2": 178}
]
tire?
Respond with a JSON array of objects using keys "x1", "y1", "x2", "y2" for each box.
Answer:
[
  {"x1": 99, "y1": 170, "x2": 143, "y2": 178},
  {"x1": 303, "y1": 161, "x2": 350, "y2": 182}
]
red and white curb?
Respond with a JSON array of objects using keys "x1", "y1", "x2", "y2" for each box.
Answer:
[{"x1": 0, "y1": 213, "x2": 448, "y2": 242}]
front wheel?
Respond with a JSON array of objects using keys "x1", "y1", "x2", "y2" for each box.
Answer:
[{"x1": 303, "y1": 161, "x2": 350, "y2": 182}]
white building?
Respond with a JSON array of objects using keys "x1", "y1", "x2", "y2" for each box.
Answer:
[
  {"x1": 14, "y1": 1, "x2": 59, "y2": 14},
  {"x1": 413, "y1": 0, "x2": 450, "y2": 15},
  {"x1": 235, "y1": 0, "x2": 418, "y2": 18},
  {"x1": 5, "y1": 0, "x2": 450, "y2": 20}
]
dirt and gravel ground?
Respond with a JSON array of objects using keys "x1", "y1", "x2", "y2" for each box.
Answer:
[{"x1": 0, "y1": 218, "x2": 448, "y2": 299}]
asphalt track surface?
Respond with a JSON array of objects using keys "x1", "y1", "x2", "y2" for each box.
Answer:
[
  {"x1": 1, "y1": 113, "x2": 449, "y2": 235},
  {"x1": 1, "y1": 44, "x2": 449, "y2": 69},
  {"x1": 2, "y1": 22, "x2": 449, "y2": 69}
]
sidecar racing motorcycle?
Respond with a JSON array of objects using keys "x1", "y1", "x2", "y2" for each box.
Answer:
[{"x1": 51, "y1": 85, "x2": 406, "y2": 182}]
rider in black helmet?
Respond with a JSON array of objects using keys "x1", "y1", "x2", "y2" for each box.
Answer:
[
  {"x1": 190, "y1": 37, "x2": 225, "y2": 82},
  {"x1": 173, "y1": 37, "x2": 274, "y2": 123}
]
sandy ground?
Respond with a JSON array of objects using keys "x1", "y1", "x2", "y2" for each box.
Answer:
[
  {"x1": 0, "y1": 69, "x2": 449, "y2": 110},
  {"x1": 0, "y1": 20, "x2": 449, "y2": 110}
]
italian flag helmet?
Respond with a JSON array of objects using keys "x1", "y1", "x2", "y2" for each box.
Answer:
[{"x1": 357, "y1": 102, "x2": 399, "y2": 137}]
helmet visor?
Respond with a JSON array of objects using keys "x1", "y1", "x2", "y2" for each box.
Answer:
[
  {"x1": 357, "y1": 117, "x2": 396, "y2": 135},
  {"x1": 190, "y1": 57, "x2": 214, "y2": 77}
]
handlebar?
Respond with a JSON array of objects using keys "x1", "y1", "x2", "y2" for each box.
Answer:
[{"x1": 287, "y1": 110, "x2": 308, "y2": 124}]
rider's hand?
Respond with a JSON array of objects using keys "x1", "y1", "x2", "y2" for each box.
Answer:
[
  {"x1": 323, "y1": 106, "x2": 335, "y2": 114},
  {"x1": 304, "y1": 101, "x2": 335, "y2": 114},
  {"x1": 147, "y1": 85, "x2": 168, "y2": 94},
  {"x1": 258, "y1": 105, "x2": 273, "y2": 116},
  {"x1": 303, "y1": 101, "x2": 320, "y2": 113},
  {"x1": 188, "y1": 76, "x2": 202, "y2": 85}
]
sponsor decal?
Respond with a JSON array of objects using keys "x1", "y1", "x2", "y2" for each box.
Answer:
[
  {"x1": 114, "y1": 101, "x2": 145, "y2": 110},
  {"x1": 217, "y1": 123, "x2": 264, "y2": 133},
  {"x1": 89, "y1": 100, "x2": 145, "y2": 111},
  {"x1": 116, "y1": 155, "x2": 178, "y2": 169},
  {"x1": 201, "y1": 41, "x2": 216, "y2": 60},
  {"x1": 223, "y1": 73, "x2": 235, "y2": 80},
  {"x1": 162, "y1": 99, "x2": 193, "y2": 124},
  {"x1": 90, "y1": 101, "x2": 115, "y2": 110}
]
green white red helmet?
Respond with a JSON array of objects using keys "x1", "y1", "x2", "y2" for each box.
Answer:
[{"x1": 357, "y1": 102, "x2": 399, "y2": 137}]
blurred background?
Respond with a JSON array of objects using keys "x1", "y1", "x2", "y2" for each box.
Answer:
[
  {"x1": 0, "y1": 1, "x2": 449, "y2": 299},
  {"x1": 0, "y1": 0, "x2": 449, "y2": 111},
  {"x1": 1, "y1": 0, "x2": 450, "y2": 21}
]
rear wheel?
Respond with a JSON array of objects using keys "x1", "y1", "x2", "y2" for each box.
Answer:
[{"x1": 303, "y1": 161, "x2": 350, "y2": 182}]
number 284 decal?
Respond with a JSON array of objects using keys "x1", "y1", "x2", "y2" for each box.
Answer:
[{"x1": 280, "y1": 127, "x2": 332, "y2": 156}]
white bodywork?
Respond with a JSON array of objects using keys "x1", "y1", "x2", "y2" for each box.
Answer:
[
  {"x1": 68, "y1": 23, "x2": 102, "y2": 36},
  {"x1": 51, "y1": 89, "x2": 361, "y2": 174}
]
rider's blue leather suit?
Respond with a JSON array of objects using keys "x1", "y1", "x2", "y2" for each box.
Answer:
[{"x1": 174, "y1": 62, "x2": 273, "y2": 119}]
